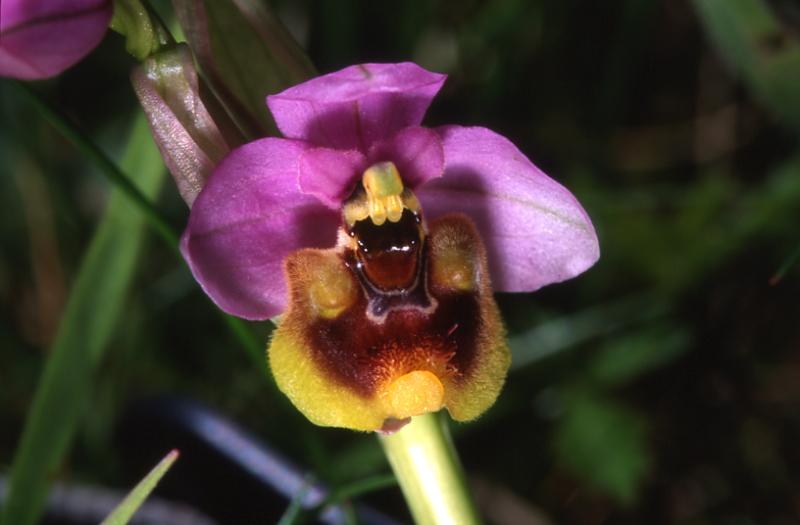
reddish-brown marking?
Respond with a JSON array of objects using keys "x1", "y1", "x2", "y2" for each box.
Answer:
[
  {"x1": 306, "y1": 215, "x2": 484, "y2": 397},
  {"x1": 306, "y1": 284, "x2": 481, "y2": 397}
]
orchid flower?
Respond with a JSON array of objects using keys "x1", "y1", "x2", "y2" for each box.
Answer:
[
  {"x1": 181, "y1": 62, "x2": 599, "y2": 431},
  {"x1": 0, "y1": 0, "x2": 112, "y2": 80}
]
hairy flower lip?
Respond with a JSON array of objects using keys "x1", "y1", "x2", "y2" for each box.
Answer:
[
  {"x1": 269, "y1": 214, "x2": 510, "y2": 431},
  {"x1": 182, "y1": 62, "x2": 600, "y2": 320}
]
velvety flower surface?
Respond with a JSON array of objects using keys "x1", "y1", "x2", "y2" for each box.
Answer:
[
  {"x1": 0, "y1": 0, "x2": 112, "y2": 80},
  {"x1": 181, "y1": 62, "x2": 599, "y2": 430},
  {"x1": 182, "y1": 62, "x2": 599, "y2": 320}
]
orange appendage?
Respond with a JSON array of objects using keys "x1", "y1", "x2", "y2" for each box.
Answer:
[{"x1": 383, "y1": 370, "x2": 445, "y2": 419}]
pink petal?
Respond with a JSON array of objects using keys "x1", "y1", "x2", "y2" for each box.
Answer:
[
  {"x1": 297, "y1": 127, "x2": 445, "y2": 209},
  {"x1": 267, "y1": 63, "x2": 446, "y2": 151},
  {"x1": 417, "y1": 126, "x2": 599, "y2": 292},
  {"x1": 298, "y1": 148, "x2": 366, "y2": 209},
  {"x1": 181, "y1": 138, "x2": 340, "y2": 320},
  {"x1": 0, "y1": 0, "x2": 111, "y2": 80},
  {"x1": 368, "y1": 126, "x2": 444, "y2": 188}
]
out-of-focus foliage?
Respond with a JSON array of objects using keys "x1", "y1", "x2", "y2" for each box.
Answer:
[
  {"x1": 554, "y1": 390, "x2": 650, "y2": 505},
  {"x1": 1, "y1": 0, "x2": 799, "y2": 523},
  {"x1": 1, "y1": 115, "x2": 166, "y2": 525},
  {"x1": 173, "y1": 0, "x2": 316, "y2": 138},
  {"x1": 693, "y1": 0, "x2": 800, "y2": 131}
]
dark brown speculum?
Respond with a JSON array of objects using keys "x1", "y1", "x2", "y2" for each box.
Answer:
[{"x1": 349, "y1": 209, "x2": 423, "y2": 292}]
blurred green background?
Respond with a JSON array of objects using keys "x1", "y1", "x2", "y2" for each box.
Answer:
[{"x1": 2, "y1": 0, "x2": 800, "y2": 523}]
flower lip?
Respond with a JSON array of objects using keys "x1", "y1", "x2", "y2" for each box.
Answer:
[{"x1": 268, "y1": 214, "x2": 510, "y2": 430}]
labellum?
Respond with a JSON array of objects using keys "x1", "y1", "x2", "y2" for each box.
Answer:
[{"x1": 269, "y1": 162, "x2": 510, "y2": 432}]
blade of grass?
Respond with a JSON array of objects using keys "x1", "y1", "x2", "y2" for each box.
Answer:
[
  {"x1": 222, "y1": 310, "x2": 269, "y2": 372},
  {"x1": 12, "y1": 81, "x2": 180, "y2": 249},
  {"x1": 283, "y1": 473, "x2": 397, "y2": 525},
  {"x1": 316, "y1": 474, "x2": 397, "y2": 512},
  {"x1": 1, "y1": 115, "x2": 166, "y2": 525},
  {"x1": 174, "y1": 0, "x2": 315, "y2": 138},
  {"x1": 508, "y1": 293, "x2": 668, "y2": 371},
  {"x1": 692, "y1": 0, "x2": 800, "y2": 132},
  {"x1": 276, "y1": 476, "x2": 314, "y2": 525},
  {"x1": 100, "y1": 450, "x2": 180, "y2": 525},
  {"x1": 12, "y1": 79, "x2": 267, "y2": 375},
  {"x1": 770, "y1": 240, "x2": 800, "y2": 285}
]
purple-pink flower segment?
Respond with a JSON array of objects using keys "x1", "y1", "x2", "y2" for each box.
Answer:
[
  {"x1": 181, "y1": 63, "x2": 600, "y2": 321},
  {"x1": 0, "y1": 0, "x2": 112, "y2": 80}
]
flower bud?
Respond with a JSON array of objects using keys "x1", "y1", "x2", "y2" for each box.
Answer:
[
  {"x1": 173, "y1": 0, "x2": 316, "y2": 139},
  {"x1": 109, "y1": 0, "x2": 171, "y2": 60},
  {"x1": 132, "y1": 44, "x2": 242, "y2": 206}
]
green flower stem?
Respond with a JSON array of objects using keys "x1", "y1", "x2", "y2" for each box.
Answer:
[{"x1": 379, "y1": 412, "x2": 482, "y2": 525}]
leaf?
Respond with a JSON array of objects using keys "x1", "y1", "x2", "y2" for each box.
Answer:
[
  {"x1": 13, "y1": 82, "x2": 178, "y2": 247},
  {"x1": 318, "y1": 473, "x2": 397, "y2": 509},
  {"x1": 276, "y1": 476, "x2": 314, "y2": 525},
  {"x1": 326, "y1": 437, "x2": 388, "y2": 483},
  {"x1": 588, "y1": 325, "x2": 690, "y2": 386},
  {"x1": 100, "y1": 450, "x2": 180, "y2": 525},
  {"x1": 554, "y1": 390, "x2": 651, "y2": 504},
  {"x1": 693, "y1": 0, "x2": 800, "y2": 131},
  {"x1": 279, "y1": 472, "x2": 397, "y2": 525},
  {"x1": 770, "y1": 239, "x2": 800, "y2": 285},
  {"x1": 173, "y1": 0, "x2": 316, "y2": 139},
  {"x1": 1, "y1": 116, "x2": 166, "y2": 525},
  {"x1": 508, "y1": 294, "x2": 668, "y2": 371}
]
